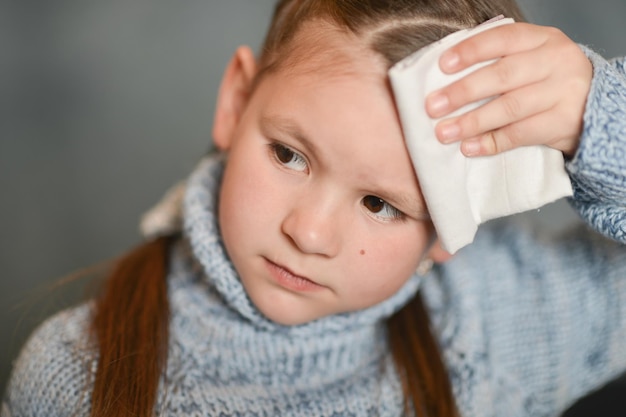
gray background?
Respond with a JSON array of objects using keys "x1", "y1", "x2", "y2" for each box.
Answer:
[{"x1": 1, "y1": 0, "x2": 625, "y2": 405}]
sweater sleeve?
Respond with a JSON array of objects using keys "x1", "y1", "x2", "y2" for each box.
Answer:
[
  {"x1": 423, "y1": 50, "x2": 626, "y2": 417},
  {"x1": 1, "y1": 305, "x2": 95, "y2": 417},
  {"x1": 566, "y1": 47, "x2": 626, "y2": 242}
]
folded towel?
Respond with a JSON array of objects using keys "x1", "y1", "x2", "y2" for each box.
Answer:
[{"x1": 388, "y1": 16, "x2": 573, "y2": 254}]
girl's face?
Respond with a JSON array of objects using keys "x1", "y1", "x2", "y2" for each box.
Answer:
[{"x1": 215, "y1": 28, "x2": 433, "y2": 325}]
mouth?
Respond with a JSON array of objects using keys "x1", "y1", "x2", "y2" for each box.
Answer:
[{"x1": 264, "y1": 258, "x2": 326, "y2": 292}]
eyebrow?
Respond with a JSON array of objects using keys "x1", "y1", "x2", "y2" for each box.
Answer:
[
  {"x1": 259, "y1": 115, "x2": 320, "y2": 157},
  {"x1": 405, "y1": 198, "x2": 430, "y2": 220}
]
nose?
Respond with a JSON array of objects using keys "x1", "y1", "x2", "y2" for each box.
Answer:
[{"x1": 281, "y1": 197, "x2": 341, "y2": 257}]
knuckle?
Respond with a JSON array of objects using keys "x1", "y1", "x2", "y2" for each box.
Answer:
[
  {"x1": 488, "y1": 126, "x2": 518, "y2": 155},
  {"x1": 491, "y1": 132, "x2": 507, "y2": 155},
  {"x1": 459, "y1": 111, "x2": 481, "y2": 136},
  {"x1": 555, "y1": 37, "x2": 577, "y2": 57},
  {"x1": 502, "y1": 24, "x2": 523, "y2": 47},
  {"x1": 565, "y1": 43, "x2": 586, "y2": 65},
  {"x1": 549, "y1": 29, "x2": 581, "y2": 60},
  {"x1": 459, "y1": 39, "x2": 481, "y2": 65},
  {"x1": 503, "y1": 123, "x2": 524, "y2": 148},
  {"x1": 501, "y1": 95, "x2": 523, "y2": 121},
  {"x1": 482, "y1": 131, "x2": 498, "y2": 155},
  {"x1": 447, "y1": 79, "x2": 476, "y2": 108},
  {"x1": 545, "y1": 26, "x2": 566, "y2": 40},
  {"x1": 494, "y1": 60, "x2": 516, "y2": 86}
]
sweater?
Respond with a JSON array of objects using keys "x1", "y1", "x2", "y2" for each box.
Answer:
[{"x1": 3, "y1": 48, "x2": 626, "y2": 417}]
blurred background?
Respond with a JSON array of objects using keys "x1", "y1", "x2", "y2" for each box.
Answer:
[{"x1": 1, "y1": 0, "x2": 625, "y2": 413}]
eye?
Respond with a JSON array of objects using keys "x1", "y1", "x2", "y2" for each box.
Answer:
[
  {"x1": 269, "y1": 143, "x2": 308, "y2": 172},
  {"x1": 362, "y1": 195, "x2": 404, "y2": 221}
]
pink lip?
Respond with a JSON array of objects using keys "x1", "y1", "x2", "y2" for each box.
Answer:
[{"x1": 264, "y1": 258, "x2": 325, "y2": 292}]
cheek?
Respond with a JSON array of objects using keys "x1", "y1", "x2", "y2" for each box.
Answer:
[
  {"x1": 219, "y1": 152, "x2": 274, "y2": 247},
  {"x1": 219, "y1": 142, "x2": 296, "y2": 257},
  {"x1": 345, "y1": 224, "x2": 429, "y2": 306}
]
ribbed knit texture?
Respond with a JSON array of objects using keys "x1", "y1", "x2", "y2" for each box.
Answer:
[
  {"x1": 156, "y1": 154, "x2": 422, "y2": 415},
  {"x1": 3, "y1": 48, "x2": 626, "y2": 417}
]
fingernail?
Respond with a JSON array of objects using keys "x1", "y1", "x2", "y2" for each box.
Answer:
[
  {"x1": 439, "y1": 122, "x2": 460, "y2": 142},
  {"x1": 441, "y1": 51, "x2": 460, "y2": 71},
  {"x1": 462, "y1": 140, "x2": 481, "y2": 156},
  {"x1": 427, "y1": 93, "x2": 449, "y2": 116}
]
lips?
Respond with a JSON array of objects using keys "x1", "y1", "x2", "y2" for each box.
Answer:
[{"x1": 264, "y1": 258, "x2": 325, "y2": 292}]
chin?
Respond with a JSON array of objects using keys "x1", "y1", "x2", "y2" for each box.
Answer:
[
  {"x1": 252, "y1": 294, "x2": 328, "y2": 326},
  {"x1": 259, "y1": 305, "x2": 321, "y2": 326},
  {"x1": 267, "y1": 314, "x2": 311, "y2": 326},
  {"x1": 241, "y1": 273, "x2": 337, "y2": 325}
]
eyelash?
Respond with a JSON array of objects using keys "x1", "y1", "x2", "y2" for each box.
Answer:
[
  {"x1": 268, "y1": 142, "x2": 405, "y2": 222},
  {"x1": 361, "y1": 195, "x2": 405, "y2": 222},
  {"x1": 268, "y1": 143, "x2": 308, "y2": 173}
]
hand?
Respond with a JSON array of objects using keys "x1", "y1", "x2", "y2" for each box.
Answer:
[{"x1": 425, "y1": 22, "x2": 592, "y2": 158}]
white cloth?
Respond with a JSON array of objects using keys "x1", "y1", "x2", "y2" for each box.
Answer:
[{"x1": 388, "y1": 17, "x2": 573, "y2": 254}]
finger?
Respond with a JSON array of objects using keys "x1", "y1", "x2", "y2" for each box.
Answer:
[
  {"x1": 427, "y1": 46, "x2": 553, "y2": 118},
  {"x1": 440, "y1": 23, "x2": 552, "y2": 73},
  {"x1": 435, "y1": 81, "x2": 556, "y2": 143},
  {"x1": 427, "y1": 239, "x2": 453, "y2": 263},
  {"x1": 460, "y1": 109, "x2": 575, "y2": 157}
]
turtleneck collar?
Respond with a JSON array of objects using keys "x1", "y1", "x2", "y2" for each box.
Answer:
[{"x1": 182, "y1": 153, "x2": 424, "y2": 336}]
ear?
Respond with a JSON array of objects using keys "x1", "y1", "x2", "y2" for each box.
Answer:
[
  {"x1": 426, "y1": 238, "x2": 453, "y2": 264},
  {"x1": 212, "y1": 46, "x2": 258, "y2": 151}
]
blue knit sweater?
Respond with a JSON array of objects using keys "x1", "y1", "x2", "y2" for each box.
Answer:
[{"x1": 3, "y1": 48, "x2": 626, "y2": 417}]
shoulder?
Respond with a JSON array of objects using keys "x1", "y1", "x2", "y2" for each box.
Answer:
[
  {"x1": 457, "y1": 212, "x2": 622, "y2": 273},
  {"x1": 422, "y1": 211, "x2": 626, "y2": 356},
  {"x1": 423, "y1": 214, "x2": 626, "y2": 416},
  {"x1": 3, "y1": 303, "x2": 95, "y2": 417}
]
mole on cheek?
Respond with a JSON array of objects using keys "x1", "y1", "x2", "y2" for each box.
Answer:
[{"x1": 360, "y1": 249, "x2": 366, "y2": 255}]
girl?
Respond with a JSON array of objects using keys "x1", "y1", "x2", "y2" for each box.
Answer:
[{"x1": 4, "y1": 0, "x2": 626, "y2": 416}]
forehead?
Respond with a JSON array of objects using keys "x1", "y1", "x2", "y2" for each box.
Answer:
[
  {"x1": 256, "y1": 27, "x2": 400, "y2": 153},
  {"x1": 265, "y1": 20, "x2": 387, "y2": 81},
  {"x1": 254, "y1": 22, "x2": 401, "y2": 141},
  {"x1": 247, "y1": 24, "x2": 426, "y2": 217}
]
